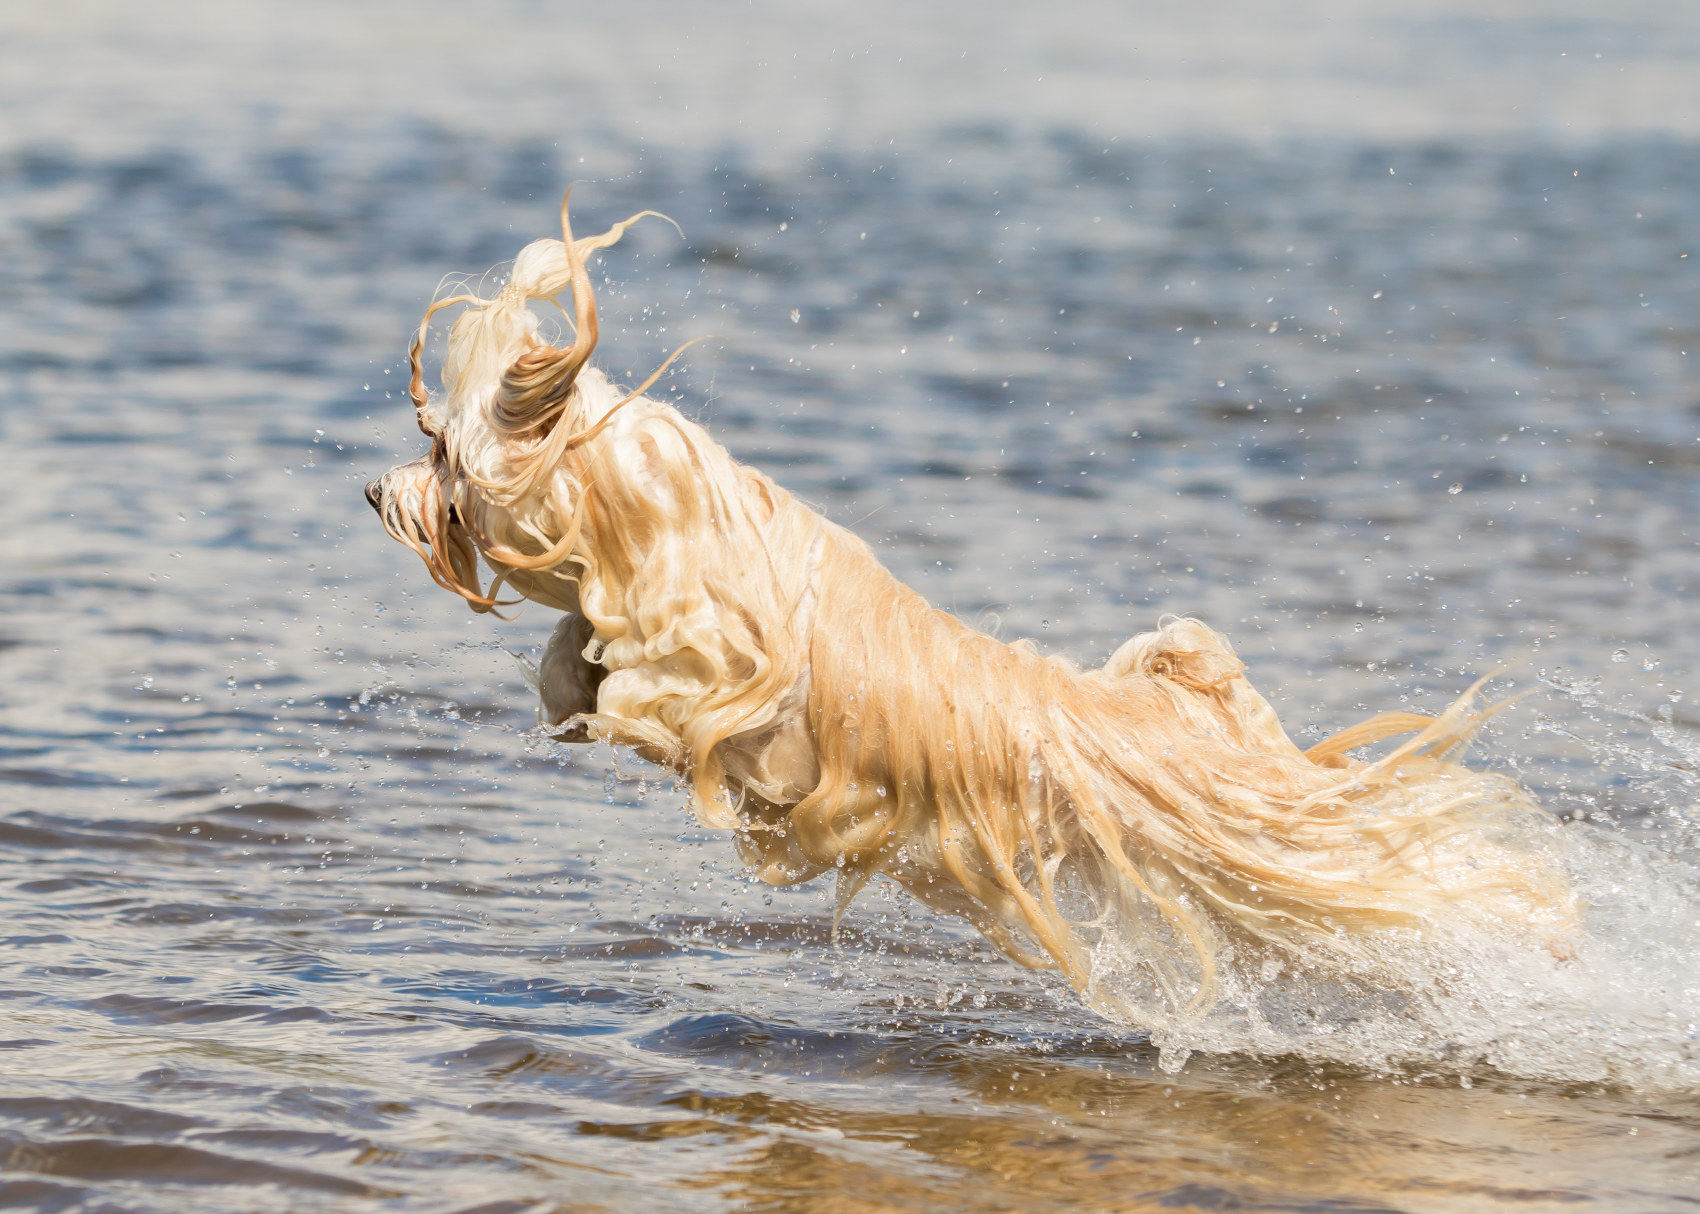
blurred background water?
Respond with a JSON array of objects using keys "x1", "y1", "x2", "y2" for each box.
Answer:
[{"x1": 2, "y1": 1, "x2": 1699, "y2": 1210}]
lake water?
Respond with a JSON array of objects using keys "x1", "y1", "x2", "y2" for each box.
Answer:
[{"x1": 3, "y1": 1, "x2": 1700, "y2": 1209}]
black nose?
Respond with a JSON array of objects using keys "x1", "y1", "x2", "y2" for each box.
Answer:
[{"x1": 364, "y1": 480, "x2": 383, "y2": 511}]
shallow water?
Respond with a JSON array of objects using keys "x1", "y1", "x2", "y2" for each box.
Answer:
[{"x1": 4, "y1": 1, "x2": 1700, "y2": 1209}]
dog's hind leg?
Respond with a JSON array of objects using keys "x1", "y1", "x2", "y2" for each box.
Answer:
[{"x1": 535, "y1": 613, "x2": 608, "y2": 741}]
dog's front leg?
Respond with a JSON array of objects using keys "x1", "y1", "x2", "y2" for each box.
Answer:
[{"x1": 536, "y1": 613, "x2": 608, "y2": 741}]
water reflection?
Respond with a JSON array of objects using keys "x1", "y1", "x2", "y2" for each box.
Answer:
[{"x1": 3, "y1": 0, "x2": 1700, "y2": 1207}]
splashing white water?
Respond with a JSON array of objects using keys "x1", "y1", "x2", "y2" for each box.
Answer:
[{"x1": 1075, "y1": 685, "x2": 1700, "y2": 1090}]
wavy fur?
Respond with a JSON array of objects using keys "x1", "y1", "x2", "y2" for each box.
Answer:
[{"x1": 370, "y1": 198, "x2": 1572, "y2": 1027}]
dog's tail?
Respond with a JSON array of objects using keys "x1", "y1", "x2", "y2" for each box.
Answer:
[{"x1": 768, "y1": 561, "x2": 1574, "y2": 1024}]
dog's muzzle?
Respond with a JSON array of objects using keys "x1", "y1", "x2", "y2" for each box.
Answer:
[{"x1": 364, "y1": 480, "x2": 383, "y2": 512}]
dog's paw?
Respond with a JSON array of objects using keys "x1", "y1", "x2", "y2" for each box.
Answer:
[
  {"x1": 538, "y1": 613, "x2": 608, "y2": 726},
  {"x1": 544, "y1": 716, "x2": 596, "y2": 744}
]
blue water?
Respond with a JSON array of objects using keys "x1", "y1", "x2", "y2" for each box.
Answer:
[{"x1": 2, "y1": 2, "x2": 1700, "y2": 1209}]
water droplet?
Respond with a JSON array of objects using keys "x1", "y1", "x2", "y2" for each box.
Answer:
[
  {"x1": 789, "y1": 308, "x2": 800, "y2": 323},
  {"x1": 1041, "y1": 620, "x2": 1051, "y2": 629},
  {"x1": 1643, "y1": 657, "x2": 1661, "y2": 672},
  {"x1": 1447, "y1": 483, "x2": 1462, "y2": 494},
  {"x1": 875, "y1": 785, "x2": 888, "y2": 798},
  {"x1": 1612, "y1": 649, "x2": 1629, "y2": 663}
]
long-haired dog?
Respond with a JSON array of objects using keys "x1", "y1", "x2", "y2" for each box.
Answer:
[{"x1": 367, "y1": 197, "x2": 1572, "y2": 1028}]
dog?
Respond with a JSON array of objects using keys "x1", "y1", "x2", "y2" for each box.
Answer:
[{"x1": 367, "y1": 196, "x2": 1572, "y2": 1027}]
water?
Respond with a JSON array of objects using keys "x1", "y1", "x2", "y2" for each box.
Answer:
[{"x1": 4, "y1": 1, "x2": 1700, "y2": 1209}]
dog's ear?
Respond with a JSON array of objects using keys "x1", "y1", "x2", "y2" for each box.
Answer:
[{"x1": 377, "y1": 462, "x2": 514, "y2": 615}]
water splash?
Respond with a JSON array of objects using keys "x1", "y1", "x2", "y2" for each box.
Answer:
[{"x1": 1048, "y1": 684, "x2": 1700, "y2": 1090}]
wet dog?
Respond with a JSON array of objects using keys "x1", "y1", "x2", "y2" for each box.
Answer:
[{"x1": 367, "y1": 197, "x2": 1570, "y2": 1024}]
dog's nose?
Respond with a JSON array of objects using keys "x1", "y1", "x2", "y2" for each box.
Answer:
[{"x1": 364, "y1": 480, "x2": 383, "y2": 512}]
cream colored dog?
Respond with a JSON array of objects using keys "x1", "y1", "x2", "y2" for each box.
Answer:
[{"x1": 368, "y1": 198, "x2": 1570, "y2": 1024}]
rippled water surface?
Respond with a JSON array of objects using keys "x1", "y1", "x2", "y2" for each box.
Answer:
[{"x1": 4, "y1": 2, "x2": 1700, "y2": 1210}]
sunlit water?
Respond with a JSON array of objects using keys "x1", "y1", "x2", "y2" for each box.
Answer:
[{"x1": 3, "y1": 2, "x2": 1700, "y2": 1210}]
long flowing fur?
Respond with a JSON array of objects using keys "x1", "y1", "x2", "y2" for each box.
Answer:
[{"x1": 370, "y1": 198, "x2": 1572, "y2": 1026}]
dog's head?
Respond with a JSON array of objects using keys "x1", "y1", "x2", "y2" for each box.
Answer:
[
  {"x1": 366, "y1": 196, "x2": 818, "y2": 819},
  {"x1": 364, "y1": 195, "x2": 676, "y2": 613}
]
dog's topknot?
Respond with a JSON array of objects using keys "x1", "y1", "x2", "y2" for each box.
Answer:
[{"x1": 407, "y1": 192, "x2": 675, "y2": 443}]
